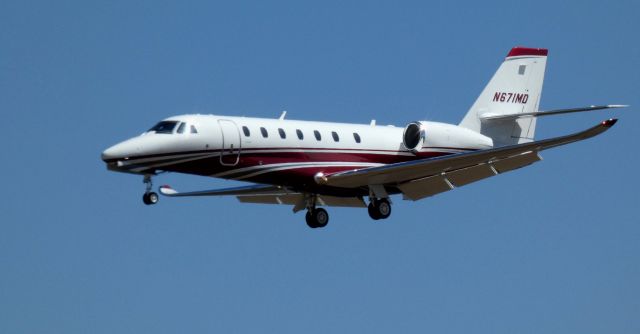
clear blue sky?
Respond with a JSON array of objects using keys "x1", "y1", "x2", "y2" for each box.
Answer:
[{"x1": 1, "y1": 1, "x2": 639, "y2": 333}]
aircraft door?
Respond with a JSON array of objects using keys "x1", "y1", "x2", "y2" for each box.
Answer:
[{"x1": 218, "y1": 119, "x2": 241, "y2": 166}]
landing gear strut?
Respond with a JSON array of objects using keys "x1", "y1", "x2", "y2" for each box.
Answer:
[
  {"x1": 142, "y1": 175, "x2": 159, "y2": 205},
  {"x1": 368, "y1": 198, "x2": 391, "y2": 220}
]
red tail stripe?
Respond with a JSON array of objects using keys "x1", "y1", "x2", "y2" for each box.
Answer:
[{"x1": 507, "y1": 47, "x2": 548, "y2": 57}]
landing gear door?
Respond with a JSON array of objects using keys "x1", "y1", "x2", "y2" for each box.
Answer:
[{"x1": 218, "y1": 119, "x2": 241, "y2": 166}]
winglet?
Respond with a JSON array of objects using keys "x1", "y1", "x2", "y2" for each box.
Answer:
[
  {"x1": 159, "y1": 185, "x2": 178, "y2": 196},
  {"x1": 601, "y1": 118, "x2": 618, "y2": 128}
]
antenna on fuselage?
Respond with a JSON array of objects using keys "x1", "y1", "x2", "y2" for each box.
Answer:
[
  {"x1": 370, "y1": 119, "x2": 376, "y2": 126},
  {"x1": 279, "y1": 111, "x2": 287, "y2": 120}
]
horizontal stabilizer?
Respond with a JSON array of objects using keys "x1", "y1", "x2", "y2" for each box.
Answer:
[{"x1": 480, "y1": 104, "x2": 627, "y2": 121}]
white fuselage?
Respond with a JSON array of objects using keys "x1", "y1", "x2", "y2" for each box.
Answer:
[{"x1": 102, "y1": 114, "x2": 492, "y2": 195}]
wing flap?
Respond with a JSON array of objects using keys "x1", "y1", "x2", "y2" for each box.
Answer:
[
  {"x1": 446, "y1": 163, "x2": 497, "y2": 187},
  {"x1": 237, "y1": 194, "x2": 366, "y2": 208},
  {"x1": 398, "y1": 174, "x2": 453, "y2": 201},
  {"x1": 491, "y1": 151, "x2": 541, "y2": 173},
  {"x1": 316, "y1": 196, "x2": 367, "y2": 208},
  {"x1": 238, "y1": 194, "x2": 303, "y2": 205}
]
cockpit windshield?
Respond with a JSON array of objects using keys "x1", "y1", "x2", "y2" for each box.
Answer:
[{"x1": 148, "y1": 121, "x2": 179, "y2": 134}]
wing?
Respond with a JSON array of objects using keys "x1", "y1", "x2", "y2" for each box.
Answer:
[
  {"x1": 160, "y1": 183, "x2": 287, "y2": 197},
  {"x1": 319, "y1": 119, "x2": 618, "y2": 200},
  {"x1": 159, "y1": 184, "x2": 366, "y2": 212}
]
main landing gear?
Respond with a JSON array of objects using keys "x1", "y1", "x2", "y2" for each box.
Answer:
[
  {"x1": 304, "y1": 195, "x2": 329, "y2": 229},
  {"x1": 142, "y1": 175, "x2": 159, "y2": 205},
  {"x1": 302, "y1": 196, "x2": 392, "y2": 229},
  {"x1": 368, "y1": 198, "x2": 391, "y2": 220},
  {"x1": 306, "y1": 208, "x2": 329, "y2": 229}
]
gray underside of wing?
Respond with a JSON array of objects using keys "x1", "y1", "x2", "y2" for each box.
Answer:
[
  {"x1": 160, "y1": 183, "x2": 286, "y2": 197},
  {"x1": 322, "y1": 119, "x2": 617, "y2": 200},
  {"x1": 237, "y1": 194, "x2": 366, "y2": 212},
  {"x1": 159, "y1": 183, "x2": 366, "y2": 211}
]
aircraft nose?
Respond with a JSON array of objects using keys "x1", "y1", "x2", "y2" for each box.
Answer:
[
  {"x1": 101, "y1": 140, "x2": 138, "y2": 162},
  {"x1": 101, "y1": 144, "x2": 123, "y2": 162}
]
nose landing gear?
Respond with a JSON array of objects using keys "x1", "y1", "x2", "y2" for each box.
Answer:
[
  {"x1": 142, "y1": 175, "x2": 159, "y2": 205},
  {"x1": 143, "y1": 192, "x2": 159, "y2": 205}
]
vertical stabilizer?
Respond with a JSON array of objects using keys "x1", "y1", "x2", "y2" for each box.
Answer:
[{"x1": 459, "y1": 47, "x2": 548, "y2": 147}]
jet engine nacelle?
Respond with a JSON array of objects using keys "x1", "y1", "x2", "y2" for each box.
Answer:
[{"x1": 402, "y1": 121, "x2": 494, "y2": 152}]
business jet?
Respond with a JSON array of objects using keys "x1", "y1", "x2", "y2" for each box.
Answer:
[{"x1": 102, "y1": 46, "x2": 625, "y2": 228}]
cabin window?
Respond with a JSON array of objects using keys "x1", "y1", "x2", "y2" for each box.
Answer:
[
  {"x1": 314, "y1": 130, "x2": 321, "y2": 141},
  {"x1": 190, "y1": 125, "x2": 198, "y2": 134},
  {"x1": 278, "y1": 128, "x2": 286, "y2": 139},
  {"x1": 148, "y1": 121, "x2": 178, "y2": 134},
  {"x1": 260, "y1": 127, "x2": 268, "y2": 138},
  {"x1": 242, "y1": 126, "x2": 250, "y2": 137},
  {"x1": 353, "y1": 132, "x2": 361, "y2": 143},
  {"x1": 331, "y1": 131, "x2": 339, "y2": 142},
  {"x1": 176, "y1": 122, "x2": 186, "y2": 134},
  {"x1": 296, "y1": 129, "x2": 304, "y2": 140}
]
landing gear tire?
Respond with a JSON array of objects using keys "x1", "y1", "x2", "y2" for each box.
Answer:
[
  {"x1": 143, "y1": 192, "x2": 159, "y2": 205},
  {"x1": 142, "y1": 174, "x2": 158, "y2": 206},
  {"x1": 368, "y1": 198, "x2": 391, "y2": 220},
  {"x1": 305, "y1": 211, "x2": 314, "y2": 227},
  {"x1": 306, "y1": 208, "x2": 329, "y2": 228},
  {"x1": 368, "y1": 203, "x2": 381, "y2": 220}
]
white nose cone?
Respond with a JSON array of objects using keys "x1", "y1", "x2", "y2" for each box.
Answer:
[
  {"x1": 101, "y1": 144, "x2": 123, "y2": 161},
  {"x1": 101, "y1": 140, "x2": 139, "y2": 161}
]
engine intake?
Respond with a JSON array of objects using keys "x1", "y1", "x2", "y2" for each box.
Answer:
[{"x1": 403, "y1": 122, "x2": 426, "y2": 152}]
